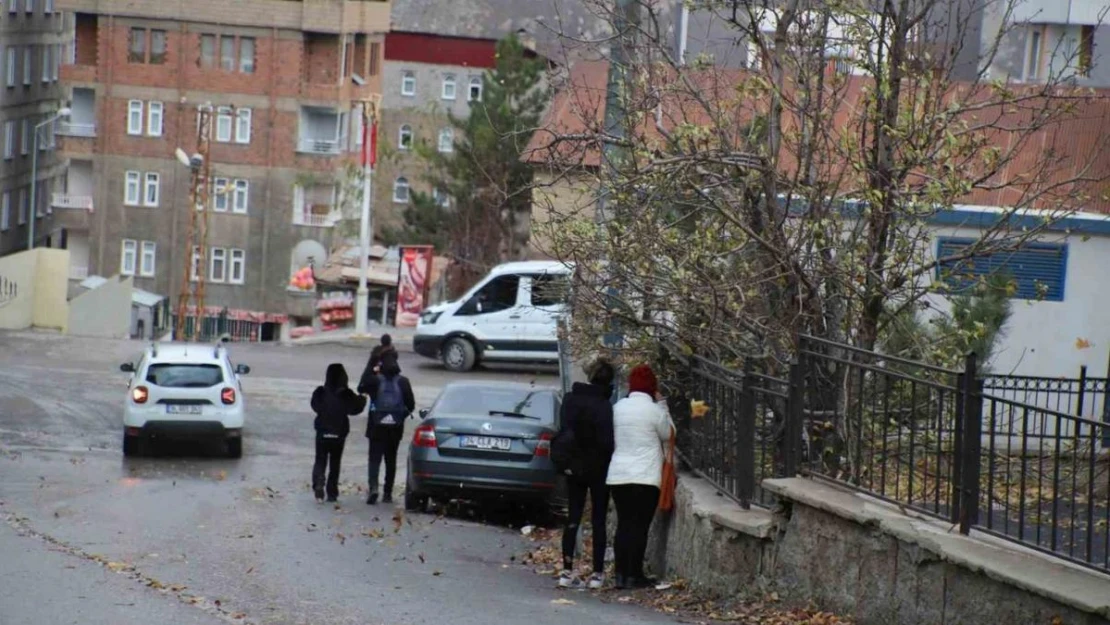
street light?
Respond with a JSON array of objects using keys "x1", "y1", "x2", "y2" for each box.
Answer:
[{"x1": 28, "y1": 106, "x2": 71, "y2": 251}]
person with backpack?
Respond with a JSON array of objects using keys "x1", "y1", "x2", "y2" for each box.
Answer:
[
  {"x1": 359, "y1": 334, "x2": 398, "y2": 386},
  {"x1": 552, "y1": 358, "x2": 616, "y2": 590},
  {"x1": 361, "y1": 360, "x2": 415, "y2": 505},
  {"x1": 310, "y1": 363, "x2": 367, "y2": 503}
]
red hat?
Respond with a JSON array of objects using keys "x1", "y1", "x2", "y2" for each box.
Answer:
[{"x1": 627, "y1": 364, "x2": 658, "y2": 397}]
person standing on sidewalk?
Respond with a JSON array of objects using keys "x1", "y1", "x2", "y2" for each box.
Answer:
[
  {"x1": 553, "y1": 358, "x2": 616, "y2": 590},
  {"x1": 607, "y1": 364, "x2": 674, "y2": 590},
  {"x1": 360, "y1": 360, "x2": 415, "y2": 504},
  {"x1": 310, "y1": 363, "x2": 367, "y2": 503}
]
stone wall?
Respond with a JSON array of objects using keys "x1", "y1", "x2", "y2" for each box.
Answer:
[{"x1": 644, "y1": 474, "x2": 1110, "y2": 625}]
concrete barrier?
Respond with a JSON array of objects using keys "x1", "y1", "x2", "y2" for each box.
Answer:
[{"x1": 646, "y1": 474, "x2": 1110, "y2": 625}]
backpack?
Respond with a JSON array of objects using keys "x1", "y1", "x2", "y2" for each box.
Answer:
[{"x1": 371, "y1": 375, "x2": 406, "y2": 428}]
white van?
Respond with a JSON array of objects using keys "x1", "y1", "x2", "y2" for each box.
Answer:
[{"x1": 414, "y1": 261, "x2": 573, "y2": 372}]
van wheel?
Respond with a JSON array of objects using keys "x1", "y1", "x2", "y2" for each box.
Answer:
[{"x1": 442, "y1": 338, "x2": 476, "y2": 372}]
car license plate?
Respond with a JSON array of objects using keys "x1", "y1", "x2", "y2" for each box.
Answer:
[
  {"x1": 460, "y1": 436, "x2": 511, "y2": 451},
  {"x1": 166, "y1": 405, "x2": 202, "y2": 415}
]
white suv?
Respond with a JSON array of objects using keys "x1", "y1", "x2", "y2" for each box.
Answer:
[{"x1": 120, "y1": 339, "x2": 251, "y2": 458}]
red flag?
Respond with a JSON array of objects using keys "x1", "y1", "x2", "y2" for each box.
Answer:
[{"x1": 361, "y1": 115, "x2": 378, "y2": 169}]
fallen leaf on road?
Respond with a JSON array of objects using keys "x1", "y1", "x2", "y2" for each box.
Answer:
[
  {"x1": 231, "y1": 613, "x2": 246, "y2": 620},
  {"x1": 215, "y1": 470, "x2": 227, "y2": 481},
  {"x1": 106, "y1": 561, "x2": 131, "y2": 572},
  {"x1": 336, "y1": 533, "x2": 347, "y2": 545},
  {"x1": 551, "y1": 598, "x2": 576, "y2": 606},
  {"x1": 418, "y1": 553, "x2": 426, "y2": 563},
  {"x1": 246, "y1": 567, "x2": 254, "y2": 574},
  {"x1": 432, "y1": 570, "x2": 442, "y2": 576},
  {"x1": 655, "y1": 582, "x2": 674, "y2": 590},
  {"x1": 170, "y1": 584, "x2": 187, "y2": 592},
  {"x1": 392, "y1": 510, "x2": 404, "y2": 533},
  {"x1": 306, "y1": 523, "x2": 318, "y2": 532}
]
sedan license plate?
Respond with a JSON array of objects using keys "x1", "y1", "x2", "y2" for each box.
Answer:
[
  {"x1": 460, "y1": 436, "x2": 511, "y2": 451},
  {"x1": 166, "y1": 405, "x2": 202, "y2": 415}
]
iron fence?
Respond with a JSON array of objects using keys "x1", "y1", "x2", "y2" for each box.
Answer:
[{"x1": 652, "y1": 335, "x2": 1110, "y2": 574}]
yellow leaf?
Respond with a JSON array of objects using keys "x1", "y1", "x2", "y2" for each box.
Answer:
[
  {"x1": 106, "y1": 561, "x2": 131, "y2": 572},
  {"x1": 1075, "y1": 338, "x2": 1092, "y2": 350},
  {"x1": 690, "y1": 400, "x2": 710, "y2": 419}
]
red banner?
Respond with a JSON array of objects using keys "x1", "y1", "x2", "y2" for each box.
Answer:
[
  {"x1": 395, "y1": 246, "x2": 434, "y2": 327},
  {"x1": 361, "y1": 116, "x2": 378, "y2": 169}
]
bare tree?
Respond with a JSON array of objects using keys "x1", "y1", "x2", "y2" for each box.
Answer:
[{"x1": 527, "y1": 0, "x2": 1110, "y2": 371}]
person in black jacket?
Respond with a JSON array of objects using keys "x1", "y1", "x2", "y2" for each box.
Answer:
[
  {"x1": 310, "y1": 363, "x2": 367, "y2": 503},
  {"x1": 360, "y1": 360, "x2": 416, "y2": 505},
  {"x1": 555, "y1": 358, "x2": 616, "y2": 590},
  {"x1": 358, "y1": 334, "x2": 398, "y2": 387}
]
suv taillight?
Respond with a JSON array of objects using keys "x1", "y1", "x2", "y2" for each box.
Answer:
[
  {"x1": 413, "y1": 424, "x2": 437, "y2": 448},
  {"x1": 131, "y1": 386, "x2": 149, "y2": 404},
  {"x1": 221, "y1": 387, "x2": 236, "y2": 405},
  {"x1": 535, "y1": 432, "x2": 553, "y2": 457}
]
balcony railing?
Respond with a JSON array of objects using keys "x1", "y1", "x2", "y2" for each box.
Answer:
[
  {"x1": 69, "y1": 265, "x2": 89, "y2": 280},
  {"x1": 52, "y1": 193, "x2": 94, "y2": 211},
  {"x1": 293, "y1": 211, "x2": 339, "y2": 227},
  {"x1": 57, "y1": 122, "x2": 96, "y2": 137},
  {"x1": 297, "y1": 137, "x2": 342, "y2": 155}
]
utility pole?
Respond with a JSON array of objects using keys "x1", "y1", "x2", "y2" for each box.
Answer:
[
  {"x1": 174, "y1": 104, "x2": 214, "y2": 342},
  {"x1": 598, "y1": 0, "x2": 640, "y2": 364},
  {"x1": 355, "y1": 95, "x2": 382, "y2": 336}
]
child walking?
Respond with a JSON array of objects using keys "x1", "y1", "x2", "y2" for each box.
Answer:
[{"x1": 310, "y1": 363, "x2": 367, "y2": 503}]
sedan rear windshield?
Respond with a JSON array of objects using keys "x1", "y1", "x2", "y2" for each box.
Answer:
[
  {"x1": 146, "y1": 363, "x2": 225, "y2": 388},
  {"x1": 436, "y1": 387, "x2": 556, "y2": 423}
]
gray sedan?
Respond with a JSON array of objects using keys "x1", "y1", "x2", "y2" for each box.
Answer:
[{"x1": 404, "y1": 381, "x2": 561, "y2": 513}]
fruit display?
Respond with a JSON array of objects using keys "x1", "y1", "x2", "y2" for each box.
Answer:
[
  {"x1": 289, "y1": 326, "x2": 315, "y2": 339},
  {"x1": 315, "y1": 291, "x2": 354, "y2": 332},
  {"x1": 289, "y1": 266, "x2": 316, "y2": 291}
]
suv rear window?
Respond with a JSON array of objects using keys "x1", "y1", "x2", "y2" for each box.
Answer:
[{"x1": 146, "y1": 363, "x2": 225, "y2": 388}]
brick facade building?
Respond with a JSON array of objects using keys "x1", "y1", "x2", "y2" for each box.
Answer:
[
  {"x1": 0, "y1": 1, "x2": 69, "y2": 257},
  {"x1": 55, "y1": 0, "x2": 389, "y2": 321}
]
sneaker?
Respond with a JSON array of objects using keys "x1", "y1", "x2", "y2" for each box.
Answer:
[
  {"x1": 366, "y1": 492, "x2": 379, "y2": 505},
  {"x1": 382, "y1": 495, "x2": 393, "y2": 504},
  {"x1": 314, "y1": 488, "x2": 325, "y2": 503},
  {"x1": 557, "y1": 571, "x2": 583, "y2": 589},
  {"x1": 587, "y1": 573, "x2": 605, "y2": 590},
  {"x1": 326, "y1": 496, "x2": 337, "y2": 503}
]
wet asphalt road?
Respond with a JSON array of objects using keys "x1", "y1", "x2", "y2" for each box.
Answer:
[{"x1": 0, "y1": 331, "x2": 677, "y2": 625}]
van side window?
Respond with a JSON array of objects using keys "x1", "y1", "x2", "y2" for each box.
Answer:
[
  {"x1": 458, "y1": 275, "x2": 520, "y2": 315},
  {"x1": 528, "y1": 274, "x2": 569, "y2": 307}
]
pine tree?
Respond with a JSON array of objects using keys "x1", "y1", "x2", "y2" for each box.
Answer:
[{"x1": 400, "y1": 34, "x2": 548, "y2": 290}]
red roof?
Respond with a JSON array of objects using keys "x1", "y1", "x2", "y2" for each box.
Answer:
[{"x1": 525, "y1": 61, "x2": 1110, "y2": 213}]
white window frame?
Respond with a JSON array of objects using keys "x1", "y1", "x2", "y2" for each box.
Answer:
[
  {"x1": 44, "y1": 0, "x2": 52, "y2": 13},
  {"x1": 7, "y1": 0, "x2": 15, "y2": 15},
  {"x1": 52, "y1": 43, "x2": 59, "y2": 81},
  {"x1": 3, "y1": 120, "x2": 14, "y2": 159},
  {"x1": 124, "y1": 171, "x2": 141, "y2": 206},
  {"x1": 1025, "y1": 25, "x2": 1044, "y2": 81},
  {"x1": 120, "y1": 239, "x2": 137, "y2": 276},
  {"x1": 468, "y1": 76, "x2": 482, "y2": 102},
  {"x1": 229, "y1": 248, "x2": 245, "y2": 284},
  {"x1": 41, "y1": 44, "x2": 50, "y2": 83},
  {"x1": 233, "y1": 179, "x2": 249, "y2": 214},
  {"x1": 235, "y1": 108, "x2": 251, "y2": 144},
  {"x1": 212, "y1": 176, "x2": 229, "y2": 212},
  {"x1": 24, "y1": 0, "x2": 32, "y2": 14},
  {"x1": 143, "y1": 172, "x2": 160, "y2": 207},
  {"x1": 0, "y1": 192, "x2": 9, "y2": 231},
  {"x1": 238, "y1": 37, "x2": 255, "y2": 74},
  {"x1": 20, "y1": 118, "x2": 29, "y2": 155},
  {"x1": 398, "y1": 124, "x2": 413, "y2": 150},
  {"x1": 139, "y1": 241, "x2": 156, "y2": 277},
  {"x1": 147, "y1": 101, "x2": 163, "y2": 137},
  {"x1": 392, "y1": 177, "x2": 410, "y2": 203},
  {"x1": 433, "y1": 188, "x2": 450, "y2": 208},
  {"x1": 190, "y1": 246, "x2": 201, "y2": 281},
  {"x1": 442, "y1": 73, "x2": 456, "y2": 100},
  {"x1": 17, "y1": 188, "x2": 27, "y2": 224},
  {"x1": 437, "y1": 128, "x2": 454, "y2": 153},
  {"x1": 22, "y1": 46, "x2": 31, "y2": 86},
  {"x1": 5, "y1": 47, "x2": 15, "y2": 87},
  {"x1": 127, "y1": 99, "x2": 143, "y2": 135},
  {"x1": 216, "y1": 107, "x2": 233, "y2": 142},
  {"x1": 401, "y1": 70, "x2": 415, "y2": 96},
  {"x1": 209, "y1": 247, "x2": 227, "y2": 283}
]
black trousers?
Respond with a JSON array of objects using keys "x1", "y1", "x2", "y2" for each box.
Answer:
[
  {"x1": 611, "y1": 484, "x2": 660, "y2": 580},
  {"x1": 312, "y1": 435, "x2": 346, "y2": 499},
  {"x1": 367, "y1": 426, "x2": 405, "y2": 497},
  {"x1": 562, "y1": 477, "x2": 610, "y2": 574}
]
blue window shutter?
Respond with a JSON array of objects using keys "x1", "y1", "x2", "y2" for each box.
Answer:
[{"x1": 935, "y1": 237, "x2": 1067, "y2": 302}]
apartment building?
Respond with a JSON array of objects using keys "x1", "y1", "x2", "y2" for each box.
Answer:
[
  {"x1": 0, "y1": 0, "x2": 69, "y2": 257},
  {"x1": 376, "y1": 31, "x2": 510, "y2": 231},
  {"x1": 55, "y1": 0, "x2": 388, "y2": 324}
]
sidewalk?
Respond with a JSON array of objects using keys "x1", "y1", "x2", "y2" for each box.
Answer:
[{"x1": 285, "y1": 326, "x2": 417, "y2": 349}]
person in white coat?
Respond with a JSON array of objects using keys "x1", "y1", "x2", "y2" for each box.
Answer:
[{"x1": 606, "y1": 363, "x2": 675, "y2": 589}]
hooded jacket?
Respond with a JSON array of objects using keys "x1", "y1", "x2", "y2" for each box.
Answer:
[
  {"x1": 361, "y1": 361, "x2": 415, "y2": 438},
  {"x1": 557, "y1": 382, "x2": 616, "y2": 483},
  {"x1": 606, "y1": 391, "x2": 674, "y2": 487},
  {"x1": 311, "y1": 364, "x2": 367, "y2": 438},
  {"x1": 357, "y1": 344, "x2": 399, "y2": 394}
]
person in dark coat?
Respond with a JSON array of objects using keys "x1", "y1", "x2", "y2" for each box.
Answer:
[
  {"x1": 359, "y1": 334, "x2": 398, "y2": 388},
  {"x1": 555, "y1": 358, "x2": 616, "y2": 590},
  {"x1": 310, "y1": 363, "x2": 367, "y2": 503},
  {"x1": 361, "y1": 360, "x2": 415, "y2": 505}
]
